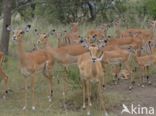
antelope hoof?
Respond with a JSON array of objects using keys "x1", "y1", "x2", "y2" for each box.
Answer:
[
  {"x1": 129, "y1": 86, "x2": 133, "y2": 90},
  {"x1": 82, "y1": 104, "x2": 86, "y2": 110},
  {"x1": 105, "y1": 112, "x2": 109, "y2": 116},
  {"x1": 22, "y1": 106, "x2": 27, "y2": 110},
  {"x1": 49, "y1": 98, "x2": 52, "y2": 102},
  {"x1": 148, "y1": 81, "x2": 152, "y2": 85},
  {"x1": 141, "y1": 85, "x2": 145, "y2": 88},
  {"x1": 89, "y1": 103, "x2": 92, "y2": 107},
  {"x1": 3, "y1": 95, "x2": 6, "y2": 100},
  {"x1": 114, "y1": 81, "x2": 118, "y2": 85},
  {"x1": 48, "y1": 96, "x2": 52, "y2": 102},
  {"x1": 137, "y1": 83, "x2": 141, "y2": 87},
  {"x1": 87, "y1": 111, "x2": 91, "y2": 116},
  {"x1": 62, "y1": 92, "x2": 65, "y2": 96},
  {"x1": 32, "y1": 106, "x2": 36, "y2": 110}
]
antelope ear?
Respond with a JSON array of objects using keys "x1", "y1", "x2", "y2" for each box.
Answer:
[
  {"x1": 52, "y1": 29, "x2": 55, "y2": 32},
  {"x1": 80, "y1": 39, "x2": 89, "y2": 48},
  {"x1": 50, "y1": 29, "x2": 56, "y2": 35},
  {"x1": 6, "y1": 25, "x2": 12, "y2": 32},
  {"x1": 24, "y1": 24, "x2": 31, "y2": 32}
]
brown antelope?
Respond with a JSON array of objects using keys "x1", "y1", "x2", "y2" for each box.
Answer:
[
  {"x1": 0, "y1": 51, "x2": 8, "y2": 98},
  {"x1": 64, "y1": 22, "x2": 80, "y2": 45},
  {"x1": 120, "y1": 20, "x2": 156, "y2": 47},
  {"x1": 77, "y1": 43, "x2": 106, "y2": 116},
  {"x1": 114, "y1": 17, "x2": 121, "y2": 38},
  {"x1": 102, "y1": 46, "x2": 134, "y2": 89},
  {"x1": 36, "y1": 33, "x2": 91, "y2": 94},
  {"x1": 87, "y1": 24, "x2": 109, "y2": 43},
  {"x1": 87, "y1": 29, "x2": 105, "y2": 43},
  {"x1": 8, "y1": 25, "x2": 54, "y2": 110},
  {"x1": 131, "y1": 47, "x2": 155, "y2": 87},
  {"x1": 55, "y1": 31, "x2": 67, "y2": 48},
  {"x1": 71, "y1": 22, "x2": 79, "y2": 32},
  {"x1": 106, "y1": 36, "x2": 143, "y2": 56}
]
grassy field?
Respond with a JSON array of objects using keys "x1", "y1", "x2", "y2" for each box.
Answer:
[{"x1": 0, "y1": 18, "x2": 156, "y2": 116}]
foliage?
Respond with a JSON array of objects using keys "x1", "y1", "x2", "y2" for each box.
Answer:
[
  {"x1": 0, "y1": 0, "x2": 155, "y2": 24},
  {"x1": 144, "y1": 0, "x2": 156, "y2": 19}
]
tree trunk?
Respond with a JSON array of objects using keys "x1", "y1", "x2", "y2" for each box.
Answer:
[{"x1": 1, "y1": 0, "x2": 12, "y2": 55}]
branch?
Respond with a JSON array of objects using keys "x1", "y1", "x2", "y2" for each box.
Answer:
[{"x1": 0, "y1": 1, "x2": 46, "y2": 20}]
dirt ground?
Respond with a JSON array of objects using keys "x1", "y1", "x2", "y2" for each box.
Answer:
[{"x1": 105, "y1": 75, "x2": 156, "y2": 116}]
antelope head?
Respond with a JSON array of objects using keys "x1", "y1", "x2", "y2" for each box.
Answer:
[
  {"x1": 81, "y1": 38, "x2": 106, "y2": 63},
  {"x1": 7, "y1": 24, "x2": 31, "y2": 41},
  {"x1": 35, "y1": 29, "x2": 55, "y2": 47},
  {"x1": 88, "y1": 45, "x2": 104, "y2": 63}
]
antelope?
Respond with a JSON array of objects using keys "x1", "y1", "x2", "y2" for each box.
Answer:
[
  {"x1": 120, "y1": 20, "x2": 156, "y2": 49},
  {"x1": 131, "y1": 47, "x2": 156, "y2": 87},
  {"x1": 114, "y1": 17, "x2": 121, "y2": 38},
  {"x1": 36, "y1": 32, "x2": 91, "y2": 94},
  {"x1": 87, "y1": 24, "x2": 109, "y2": 43},
  {"x1": 8, "y1": 25, "x2": 54, "y2": 110},
  {"x1": 0, "y1": 51, "x2": 8, "y2": 98},
  {"x1": 55, "y1": 31, "x2": 67, "y2": 48},
  {"x1": 64, "y1": 22, "x2": 80, "y2": 45},
  {"x1": 87, "y1": 29, "x2": 105, "y2": 43},
  {"x1": 120, "y1": 29, "x2": 153, "y2": 42},
  {"x1": 77, "y1": 42, "x2": 106, "y2": 116},
  {"x1": 102, "y1": 46, "x2": 134, "y2": 88},
  {"x1": 106, "y1": 36, "x2": 143, "y2": 56}
]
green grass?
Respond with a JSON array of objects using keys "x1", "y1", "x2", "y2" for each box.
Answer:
[
  {"x1": 0, "y1": 55, "x2": 125, "y2": 116},
  {"x1": 0, "y1": 19, "x2": 141, "y2": 116}
]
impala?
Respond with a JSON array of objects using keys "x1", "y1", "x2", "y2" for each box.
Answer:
[
  {"x1": 77, "y1": 41, "x2": 106, "y2": 116},
  {"x1": 8, "y1": 25, "x2": 54, "y2": 110}
]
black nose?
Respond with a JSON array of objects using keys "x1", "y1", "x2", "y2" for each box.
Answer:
[{"x1": 92, "y1": 58, "x2": 96, "y2": 62}]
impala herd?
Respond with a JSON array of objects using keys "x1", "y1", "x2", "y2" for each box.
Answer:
[{"x1": 0, "y1": 20, "x2": 156, "y2": 115}]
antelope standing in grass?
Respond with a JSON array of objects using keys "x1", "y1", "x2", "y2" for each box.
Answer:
[
  {"x1": 114, "y1": 17, "x2": 121, "y2": 38},
  {"x1": 77, "y1": 41, "x2": 107, "y2": 116},
  {"x1": 64, "y1": 22, "x2": 80, "y2": 45},
  {"x1": 102, "y1": 46, "x2": 134, "y2": 89},
  {"x1": 106, "y1": 36, "x2": 144, "y2": 56},
  {"x1": 120, "y1": 21, "x2": 156, "y2": 52},
  {"x1": 36, "y1": 32, "x2": 90, "y2": 94},
  {"x1": 130, "y1": 47, "x2": 156, "y2": 87},
  {"x1": 8, "y1": 25, "x2": 54, "y2": 110}
]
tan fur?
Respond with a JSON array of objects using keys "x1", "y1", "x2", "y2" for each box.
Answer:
[
  {"x1": 102, "y1": 47, "x2": 133, "y2": 82},
  {"x1": 133, "y1": 49, "x2": 156, "y2": 85},
  {"x1": 107, "y1": 37, "x2": 143, "y2": 56},
  {"x1": 64, "y1": 22, "x2": 80, "y2": 45},
  {"x1": 13, "y1": 29, "x2": 54, "y2": 110},
  {"x1": 77, "y1": 46, "x2": 104, "y2": 115},
  {"x1": 37, "y1": 33, "x2": 89, "y2": 95},
  {"x1": 114, "y1": 18, "x2": 121, "y2": 37}
]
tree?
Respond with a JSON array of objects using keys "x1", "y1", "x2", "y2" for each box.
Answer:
[{"x1": 1, "y1": 0, "x2": 13, "y2": 55}]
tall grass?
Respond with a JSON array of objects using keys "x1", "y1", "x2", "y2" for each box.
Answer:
[{"x1": 0, "y1": 18, "x2": 142, "y2": 116}]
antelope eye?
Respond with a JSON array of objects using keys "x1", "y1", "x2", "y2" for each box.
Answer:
[{"x1": 20, "y1": 31, "x2": 24, "y2": 34}]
